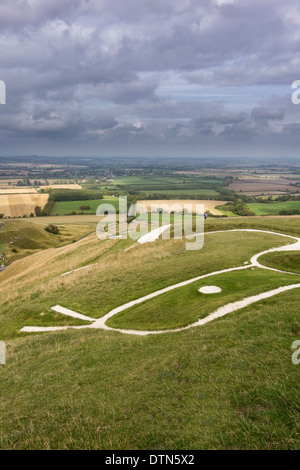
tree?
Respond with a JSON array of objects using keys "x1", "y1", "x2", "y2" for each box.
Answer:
[
  {"x1": 44, "y1": 224, "x2": 59, "y2": 235},
  {"x1": 34, "y1": 206, "x2": 42, "y2": 217}
]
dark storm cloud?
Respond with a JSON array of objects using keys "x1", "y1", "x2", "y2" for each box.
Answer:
[{"x1": 0, "y1": 0, "x2": 300, "y2": 157}]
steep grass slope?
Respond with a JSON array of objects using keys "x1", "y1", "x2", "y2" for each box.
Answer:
[
  {"x1": 0, "y1": 220, "x2": 95, "y2": 262},
  {"x1": 0, "y1": 217, "x2": 300, "y2": 449}
]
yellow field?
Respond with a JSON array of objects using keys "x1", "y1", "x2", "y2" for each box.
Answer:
[
  {"x1": 138, "y1": 199, "x2": 227, "y2": 215},
  {"x1": 27, "y1": 214, "x2": 101, "y2": 225},
  {"x1": 0, "y1": 188, "x2": 37, "y2": 194},
  {"x1": 39, "y1": 184, "x2": 82, "y2": 190},
  {"x1": 0, "y1": 193, "x2": 49, "y2": 217}
]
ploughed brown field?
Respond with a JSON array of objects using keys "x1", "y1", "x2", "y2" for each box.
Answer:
[{"x1": 228, "y1": 178, "x2": 299, "y2": 194}]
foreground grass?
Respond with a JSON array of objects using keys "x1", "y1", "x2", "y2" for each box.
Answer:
[{"x1": 0, "y1": 290, "x2": 299, "y2": 450}]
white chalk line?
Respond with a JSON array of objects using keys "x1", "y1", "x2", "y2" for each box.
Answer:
[
  {"x1": 20, "y1": 229, "x2": 300, "y2": 335},
  {"x1": 137, "y1": 224, "x2": 171, "y2": 244},
  {"x1": 59, "y1": 263, "x2": 98, "y2": 277},
  {"x1": 51, "y1": 305, "x2": 96, "y2": 322},
  {"x1": 58, "y1": 225, "x2": 171, "y2": 276},
  {"x1": 123, "y1": 244, "x2": 138, "y2": 252}
]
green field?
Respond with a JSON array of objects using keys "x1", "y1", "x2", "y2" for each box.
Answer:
[
  {"x1": 1, "y1": 216, "x2": 300, "y2": 449},
  {"x1": 143, "y1": 188, "x2": 219, "y2": 196},
  {"x1": 106, "y1": 176, "x2": 223, "y2": 186},
  {"x1": 247, "y1": 201, "x2": 300, "y2": 216},
  {"x1": 51, "y1": 197, "x2": 119, "y2": 215}
]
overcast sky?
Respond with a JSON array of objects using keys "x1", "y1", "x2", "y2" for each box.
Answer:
[{"x1": 0, "y1": 0, "x2": 300, "y2": 159}]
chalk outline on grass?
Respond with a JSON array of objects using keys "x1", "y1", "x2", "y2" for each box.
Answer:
[
  {"x1": 58, "y1": 225, "x2": 171, "y2": 276},
  {"x1": 20, "y1": 229, "x2": 300, "y2": 335}
]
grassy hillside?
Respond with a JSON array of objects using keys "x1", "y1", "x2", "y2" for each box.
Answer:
[
  {"x1": 0, "y1": 220, "x2": 95, "y2": 262},
  {"x1": 204, "y1": 215, "x2": 300, "y2": 237},
  {"x1": 107, "y1": 268, "x2": 300, "y2": 330},
  {"x1": 0, "y1": 216, "x2": 300, "y2": 449},
  {"x1": 0, "y1": 230, "x2": 291, "y2": 339}
]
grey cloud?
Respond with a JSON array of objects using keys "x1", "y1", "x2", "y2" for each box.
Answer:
[
  {"x1": 251, "y1": 107, "x2": 284, "y2": 121},
  {"x1": 0, "y1": 0, "x2": 300, "y2": 157},
  {"x1": 195, "y1": 112, "x2": 246, "y2": 125}
]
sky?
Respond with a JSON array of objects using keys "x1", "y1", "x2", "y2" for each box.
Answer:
[{"x1": 0, "y1": 0, "x2": 300, "y2": 159}]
